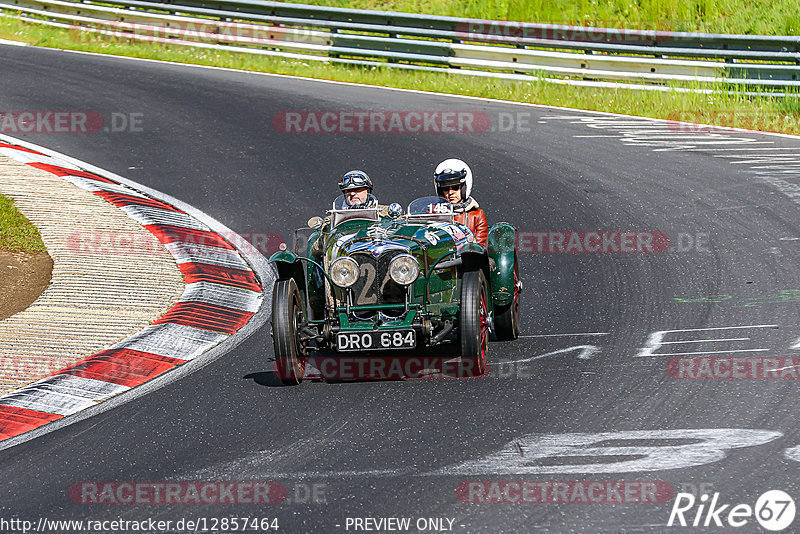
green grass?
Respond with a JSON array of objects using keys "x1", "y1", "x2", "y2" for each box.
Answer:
[
  {"x1": 276, "y1": 0, "x2": 800, "y2": 35},
  {"x1": 0, "y1": 193, "x2": 46, "y2": 252},
  {"x1": 1, "y1": 15, "x2": 799, "y2": 136}
]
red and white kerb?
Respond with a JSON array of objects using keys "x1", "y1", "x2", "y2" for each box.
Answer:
[{"x1": 0, "y1": 142, "x2": 263, "y2": 442}]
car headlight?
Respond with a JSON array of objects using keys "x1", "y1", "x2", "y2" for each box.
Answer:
[
  {"x1": 330, "y1": 256, "x2": 359, "y2": 288},
  {"x1": 389, "y1": 254, "x2": 420, "y2": 285}
]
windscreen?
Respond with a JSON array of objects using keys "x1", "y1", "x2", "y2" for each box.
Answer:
[
  {"x1": 331, "y1": 194, "x2": 379, "y2": 227},
  {"x1": 407, "y1": 197, "x2": 452, "y2": 215}
]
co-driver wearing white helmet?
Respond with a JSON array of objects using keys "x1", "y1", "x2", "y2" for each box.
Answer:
[{"x1": 434, "y1": 159, "x2": 488, "y2": 246}]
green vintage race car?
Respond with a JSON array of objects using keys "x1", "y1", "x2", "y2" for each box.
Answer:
[{"x1": 268, "y1": 195, "x2": 521, "y2": 385}]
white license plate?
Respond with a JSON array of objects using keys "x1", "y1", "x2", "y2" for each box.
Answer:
[{"x1": 336, "y1": 330, "x2": 416, "y2": 351}]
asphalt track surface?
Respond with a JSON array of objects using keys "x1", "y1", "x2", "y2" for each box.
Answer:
[{"x1": 2, "y1": 45, "x2": 800, "y2": 533}]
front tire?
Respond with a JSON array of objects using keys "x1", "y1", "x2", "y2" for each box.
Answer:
[
  {"x1": 272, "y1": 278, "x2": 306, "y2": 385},
  {"x1": 459, "y1": 270, "x2": 489, "y2": 377}
]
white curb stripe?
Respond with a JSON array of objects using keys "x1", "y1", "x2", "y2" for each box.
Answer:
[
  {"x1": 109, "y1": 323, "x2": 229, "y2": 361},
  {"x1": 120, "y1": 205, "x2": 210, "y2": 230},
  {"x1": 40, "y1": 375, "x2": 130, "y2": 398},
  {"x1": 62, "y1": 175, "x2": 150, "y2": 197},
  {"x1": 0, "y1": 147, "x2": 80, "y2": 169},
  {"x1": 1, "y1": 388, "x2": 96, "y2": 416},
  {"x1": 165, "y1": 241, "x2": 251, "y2": 270},
  {"x1": 179, "y1": 282, "x2": 263, "y2": 313}
]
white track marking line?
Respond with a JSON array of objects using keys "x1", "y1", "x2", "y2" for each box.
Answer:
[
  {"x1": 715, "y1": 153, "x2": 800, "y2": 158},
  {"x1": 653, "y1": 349, "x2": 770, "y2": 356},
  {"x1": 539, "y1": 115, "x2": 598, "y2": 120},
  {"x1": 613, "y1": 130, "x2": 684, "y2": 134},
  {"x1": 578, "y1": 120, "x2": 661, "y2": 125},
  {"x1": 622, "y1": 135, "x2": 751, "y2": 140},
  {"x1": 635, "y1": 325, "x2": 778, "y2": 357},
  {"x1": 658, "y1": 337, "x2": 751, "y2": 344},
  {"x1": 510, "y1": 345, "x2": 601, "y2": 363},
  {"x1": 627, "y1": 140, "x2": 767, "y2": 145},
  {"x1": 784, "y1": 446, "x2": 800, "y2": 463},
  {"x1": 597, "y1": 126, "x2": 676, "y2": 130},
  {"x1": 730, "y1": 159, "x2": 800, "y2": 164},
  {"x1": 750, "y1": 165, "x2": 800, "y2": 169},
  {"x1": 657, "y1": 325, "x2": 777, "y2": 333},
  {"x1": 520, "y1": 332, "x2": 608, "y2": 338},
  {"x1": 693, "y1": 148, "x2": 800, "y2": 153}
]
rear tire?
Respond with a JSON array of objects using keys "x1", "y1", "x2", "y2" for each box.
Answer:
[
  {"x1": 459, "y1": 270, "x2": 489, "y2": 377},
  {"x1": 494, "y1": 254, "x2": 520, "y2": 341},
  {"x1": 272, "y1": 278, "x2": 306, "y2": 385}
]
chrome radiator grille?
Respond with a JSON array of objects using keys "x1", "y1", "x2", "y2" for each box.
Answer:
[{"x1": 349, "y1": 251, "x2": 405, "y2": 306}]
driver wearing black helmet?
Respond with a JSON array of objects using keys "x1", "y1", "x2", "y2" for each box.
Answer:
[{"x1": 338, "y1": 170, "x2": 378, "y2": 209}]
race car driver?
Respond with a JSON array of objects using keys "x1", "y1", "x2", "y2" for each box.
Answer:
[
  {"x1": 434, "y1": 159, "x2": 488, "y2": 247},
  {"x1": 338, "y1": 170, "x2": 378, "y2": 209}
]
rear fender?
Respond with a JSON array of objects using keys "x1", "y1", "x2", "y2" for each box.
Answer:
[{"x1": 488, "y1": 222, "x2": 517, "y2": 307}]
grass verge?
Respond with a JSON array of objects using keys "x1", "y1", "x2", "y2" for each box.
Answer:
[
  {"x1": 0, "y1": 192, "x2": 46, "y2": 252},
  {"x1": 1, "y1": 15, "x2": 799, "y2": 135},
  {"x1": 271, "y1": 0, "x2": 800, "y2": 36}
]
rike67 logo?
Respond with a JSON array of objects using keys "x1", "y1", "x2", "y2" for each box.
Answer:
[{"x1": 668, "y1": 490, "x2": 795, "y2": 531}]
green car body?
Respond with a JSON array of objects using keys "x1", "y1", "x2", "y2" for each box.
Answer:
[{"x1": 268, "y1": 197, "x2": 520, "y2": 384}]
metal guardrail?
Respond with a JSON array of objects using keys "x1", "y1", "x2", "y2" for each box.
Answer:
[{"x1": 2, "y1": 0, "x2": 800, "y2": 89}]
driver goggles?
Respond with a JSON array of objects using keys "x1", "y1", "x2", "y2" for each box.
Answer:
[{"x1": 339, "y1": 174, "x2": 370, "y2": 190}]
